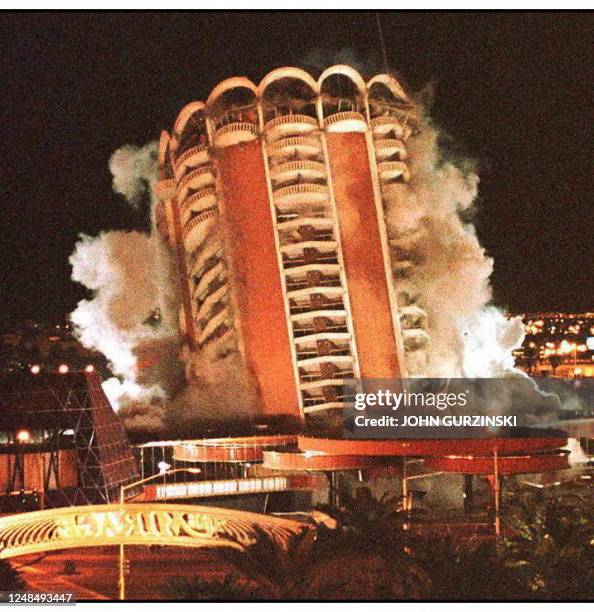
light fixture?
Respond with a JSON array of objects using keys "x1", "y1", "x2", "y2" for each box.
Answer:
[
  {"x1": 157, "y1": 461, "x2": 171, "y2": 474},
  {"x1": 58, "y1": 364, "x2": 69, "y2": 374},
  {"x1": 84, "y1": 364, "x2": 95, "y2": 373},
  {"x1": 16, "y1": 430, "x2": 31, "y2": 443},
  {"x1": 30, "y1": 365, "x2": 41, "y2": 375}
]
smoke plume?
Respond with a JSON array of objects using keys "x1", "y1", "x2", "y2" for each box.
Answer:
[
  {"x1": 109, "y1": 142, "x2": 158, "y2": 208},
  {"x1": 384, "y1": 116, "x2": 525, "y2": 378}
]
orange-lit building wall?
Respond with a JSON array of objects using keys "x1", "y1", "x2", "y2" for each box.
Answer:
[
  {"x1": 326, "y1": 132, "x2": 405, "y2": 379},
  {"x1": 216, "y1": 141, "x2": 299, "y2": 415}
]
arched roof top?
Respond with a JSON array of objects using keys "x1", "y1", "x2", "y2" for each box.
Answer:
[
  {"x1": 158, "y1": 130, "x2": 170, "y2": 166},
  {"x1": 173, "y1": 101, "x2": 206, "y2": 136},
  {"x1": 205, "y1": 76, "x2": 258, "y2": 108},
  {"x1": 318, "y1": 64, "x2": 367, "y2": 94},
  {"x1": 366, "y1": 74, "x2": 409, "y2": 103},
  {"x1": 169, "y1": 67, "x2": 416, "y2": 134},
  {"x1": 257, "y1": 66, "x2": 319, "y2": 97}
]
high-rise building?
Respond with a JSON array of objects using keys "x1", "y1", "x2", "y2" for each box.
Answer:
[{"x1": 155, "y1": 65, "x2": 428, "y2": 423}]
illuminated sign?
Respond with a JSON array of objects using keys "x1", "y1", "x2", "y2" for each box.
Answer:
[
  {"x1": 0, "y1": 503, "x2": 308, "y2": 559},
  {"x1": 153, "y1": 477, "x2": 289, "y2": 500}
]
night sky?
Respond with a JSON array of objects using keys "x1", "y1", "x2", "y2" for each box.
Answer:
[{"x1": 0, "y1": 11, "x2": 592, "y2": 329}]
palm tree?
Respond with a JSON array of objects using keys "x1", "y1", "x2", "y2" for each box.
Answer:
[
  {"x1": 412, "y1": 534, "x2": 524, "y2": 600},
  {"x1": 501, "y1": 491, "x2": 594, "y2": 600},
  {"x1": 185, "y1": 488, "x2": 430, "y2": 600},
  {"x1": 161, "y1": 574, "x2": 259, "y2": 600}
]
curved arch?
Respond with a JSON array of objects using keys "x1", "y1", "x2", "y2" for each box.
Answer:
[
  {"x1": 173, "y1": 101, "x2": 207, "y2": 136},
  {"x1": 257, "y1": 66, "x2": 319, "y2": 97},
  {"x1": 158, "y1": 131, "x2": 171, "y2": 167},
  {"x1": 205, "y1": 76, "x2": 258, "y2": 109},
  {"x1": 317, "y1": 64, "x2": 366, "y2": 94},
  {"x1": 0, "y1": 503, "x2": 309, "y2": 560},
  {"x1": 259, "y1": 67, "x2": 320, "y2": 126},
  {"x1": 367, "y1": 74, "x2": 409, "y2": 104},
  {"x1": 157, "y1": 131, "x2": 176, "y2": 181}
]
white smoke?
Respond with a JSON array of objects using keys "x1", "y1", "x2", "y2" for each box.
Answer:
[
  {"x1": 70, "y1": 142, "x2": 257, "y2": 433},
  {"x1": 69, "y1": 229, "x2": 181, "y2": 431},
  {"x1": 109, "y1": 142, "x2": 158, "y2": 207},
  {"x1": 70, "y1": 141, "x2": 185, "y2": 433},
  {"x1": 385, "y1": 118, "x2": 525, "y2": 378}
]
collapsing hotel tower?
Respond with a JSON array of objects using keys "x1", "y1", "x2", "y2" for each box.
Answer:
[{"x1": 155, "y1": 66, "x2": 428, "y2": 424}]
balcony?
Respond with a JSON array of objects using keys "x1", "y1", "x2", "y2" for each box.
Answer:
[
  {"x1": 177, "y1": 167, "x2": 215, "y2": 201},
  {"x1": 293, "y1": 335, "x2": 351, "y2": 359},
  {"x1": 277, "y1": 216, "x2": 332, "y2": 232},
  {"x1": 370, "y1": 116, "x2": 406, "y2": 138},
  {"x1": 269, "y1": 160, "x2": 326, "y2": 185},
  {"x1": 302, "y1": 402, "x2": 348, "y2": 414},
  {"x1": 299, "y1": 378, "x2": 348, "y2": 392},
  {"x1": 399, "y1": 305, "x2": 428, "y2": 330},
  {"x1": 267, "y1": 136, "x2": 322, "y2": 160},
  {"x1": 189, "y1": 240, "x2": 222, "y2": 279},
  {"x1": 294, "y1": 332, "x2": 350, "y2": 345},
  {"x1": 293, "y1": 319, "x2": 348, "y2": 339},
  {"x1": 287, "y1": 274, "x2": 342, "y2": 294},
  {"x1": 198, "y1": 312, "x2": 231, "y2": 346},
  {"x1": 402, "y1": 328, "x2": 431, "y2": 350},
  {"x1": 392, "y1": 259, "x2": 414, "y2": 278},
  {"x1": 213, "y1": 122, "x2": 258, "y2": 148},
  {"x1": 324, "y1": 111, "x2": 367, "y2": 133},
  {"x1": 195, "y1": 284, "x2": 228, "y2": 322},
  {"x1": 381, "y1": 182, "x2": 410, "y2": 202},
  {"x1": 173, "y1": 145, "x2": 210, "y2": 179},
  {"x1": 280, "y1": 240, "x2": 337, "y2": 257},
  {"x1": 286, "y1": 285, "x2": 343, "y2": 301},
  {"x1": 373, "y1": 138, "x2": 407, "y2": 162},
  {"x1": 193, "y1": 260, "x2": 225, "y2": 300},
  {"x1": 180, "y1": 187, "x2": 217, "y2": 226},
  {"x1": 298, "y1": 353, "x2": 353, "y2": 368},
  {"x1": 182, "y1": 209, "x2": 218, "y2": 254},
  {"x1": 273, "y1": 184, "x2": 329, "y2": 209},
  {"x1": 154, "y1": 179, "x2": 176, "y2": 200},
  {"x1": 283, "y1": 263, "x2": 340, "y2": 277},
  {"x1": 264, "y1": 115, "x2": 319, "y2": 142},
  {"x1": 378, "y1": 161, "x2": 410, "y2": 182},
  {"x1": 290, "y1": 308, "x2": 347, "y2": 324}
]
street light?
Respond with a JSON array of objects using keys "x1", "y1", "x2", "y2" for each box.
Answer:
[{"x1": 118, "y1": 466, "x2": 201, "y2": 600}]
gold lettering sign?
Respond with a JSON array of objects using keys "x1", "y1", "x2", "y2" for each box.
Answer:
[
  {"x1": 57, "y1": 509, "x2": 227, "y2": 542},
  {"x1": 0, "y1": 503, "x2": 307, "y2": 560}
]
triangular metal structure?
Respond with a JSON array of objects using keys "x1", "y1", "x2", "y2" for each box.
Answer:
[{"x1": 0, "y1": 370, "x2": 141, "y2": 508}]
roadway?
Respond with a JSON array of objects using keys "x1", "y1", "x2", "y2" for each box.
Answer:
[{"x1": 15, "y1": 545, "x2": 236, "y2": 600}]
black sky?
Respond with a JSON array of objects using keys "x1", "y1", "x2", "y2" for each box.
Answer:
[{"x1": 0, "y1": 11, "x2": 592, "y2": 329}]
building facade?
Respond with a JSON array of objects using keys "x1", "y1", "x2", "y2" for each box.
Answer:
[{"x1": 155, "y1": 66, "x2": 431, "y2": 422}]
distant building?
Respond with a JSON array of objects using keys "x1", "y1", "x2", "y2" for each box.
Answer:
[
  {"x1": 0, "y1": 320, "x2": 105, "y2": 376},
  {"x1": 510, "y1": 312, "x2": 594, "y2": 378}
]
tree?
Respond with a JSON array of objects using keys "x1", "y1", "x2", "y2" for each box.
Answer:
[
  {"x1": 0, "y1": 560, "x2": 24, "y2": 591},
  {"x1": 547, "y1": 353, "x2": 562, "y2": 376},
  {"x1": 161, "y1": 574, "x2": 259, "y2": 600},
  {"x1": 501, "y1": 491, "x2": 594, "y2": 600}
]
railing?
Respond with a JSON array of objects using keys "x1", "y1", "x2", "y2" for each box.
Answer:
[{"x1": 173, "y1": 144, "x2": 209, "y2": 177}]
